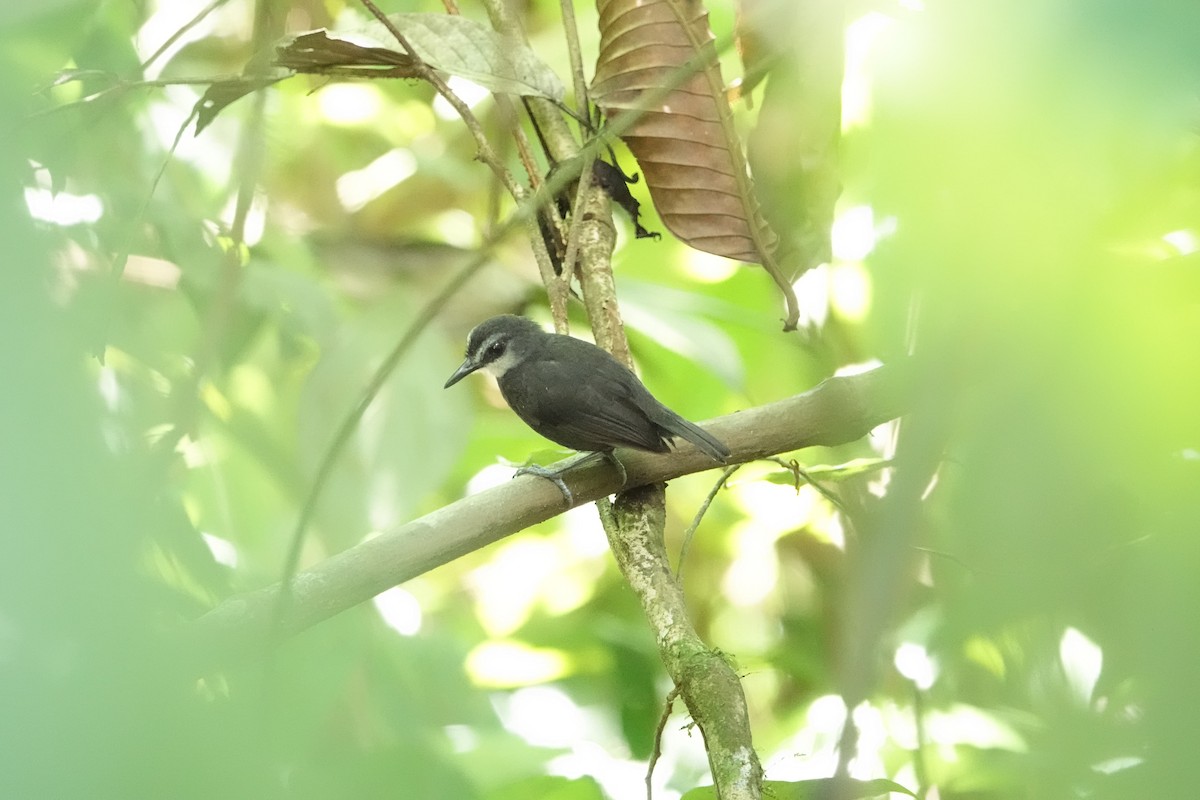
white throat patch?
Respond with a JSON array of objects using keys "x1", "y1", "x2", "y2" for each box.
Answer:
[
  {"x1": 476, "y1": 332, "x2": 523, "y2": 379},
  {"x1": 482, "y1": 346, "x2": 521, "y2": 378}
]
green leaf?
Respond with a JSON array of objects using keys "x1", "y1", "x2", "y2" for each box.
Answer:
[
  {"x1": 373, "y1": 13, "x2": 565, "y2": 100},
  {"x1": 763, "y1": 457, "x2": 892, "y2": 486}
]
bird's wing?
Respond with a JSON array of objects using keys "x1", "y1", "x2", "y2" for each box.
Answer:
[
  {"x1": 511, "y1": 354, "x2": 669, "y2": 452},
  {"x1": 578, "y1": 349, "x2": 731, "y2": 462},
  {"x1": 568, "y1": 347, "x2": 729, "y2": 460}
]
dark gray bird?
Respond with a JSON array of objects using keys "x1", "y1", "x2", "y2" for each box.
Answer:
[{"x1": 444, "y1": 315, "x2": 730, "y2": 502}]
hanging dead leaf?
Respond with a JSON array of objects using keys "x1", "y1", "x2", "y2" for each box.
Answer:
[
  {"x1": 277, "y1": 16, "x2": 565, "y2": 102},
  {"x1": 194, "y1": 76, "x2": 285, "y2": 134},
  {"x1": 275, "y1": 30, "x2": 421, "y2": 77},
  {"x1": 591, "y1": 0, "x2": 798, "y2": 328}
]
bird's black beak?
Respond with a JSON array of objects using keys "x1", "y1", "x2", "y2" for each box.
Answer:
[{"x1": 444, "y1": 357, "x2": 481, "y2": 388}]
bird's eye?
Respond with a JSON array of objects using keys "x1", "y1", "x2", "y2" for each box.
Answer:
[{"x1": 486, "y1": 341, "x2": 505, "y2": 359}]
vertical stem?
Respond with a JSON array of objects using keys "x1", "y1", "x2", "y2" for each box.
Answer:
[{"x1": 600, "y1": 487, "x2": 763, "y2": 800}]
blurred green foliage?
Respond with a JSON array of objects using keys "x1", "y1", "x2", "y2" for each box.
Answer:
[{"x1": 1, "y1": 0, "x2": 1198, "y2": 798}]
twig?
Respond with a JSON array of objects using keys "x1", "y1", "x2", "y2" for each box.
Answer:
[
  {"x1": 358, "y1": 0, "x2": 524, "y2": 202},
  {"x1": 140, "y1": 0, "x2": 232, "y2": 73},
  {"x1": 478, "y1": 0, "x2": 576, "y2": 329},
  {"x1": 911, "y1": 681, "x2": 930, "y2": 799},
  {"x1": 182, "y1": 0, "x2": 276, "y2": 422},
  {"x1": 109, "y1": 104, "x2": 196, "y2": 288},
  {"x1": 519, "y1": 99, "x2": 572, "y2": 331},
  {"x1": 765, "y1": 456, "x2": 849, "y2": 514},
  {"x1": 489, "y1": 94, "x2": 567, "y2": 329},
  {"x1": 676, "y1": 465, "x2": 739, "y2": 582},
  {"x1": 558, "y1": 0, "x2": 590, "y2": 133},
  {"x1": 560, "y1": 147, "x2": 597, "y2": 284},
  {"x1": 833, "y1": 705, "x2": 860, "y2": 785},
  {"x1": 646, "y1": 687, "x2": 681, "y2": 800},
  {"x1": 504, "y1": 95, "x2": 543, "y2": 194}
]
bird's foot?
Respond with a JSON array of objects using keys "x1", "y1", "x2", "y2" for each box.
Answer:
[
  {"x1": 514, "y1": 451, "x2": 628, "y2": 506},
  {"x1": 601, "y1": 451, "x2": 628, "y2": 487},
  {"x1": 515, "y1": 463, "x2": 576, "y2": 505}
]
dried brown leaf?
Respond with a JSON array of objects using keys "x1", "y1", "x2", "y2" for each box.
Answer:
[
  {"x1": 591, "y1": 0, "x2": 798, "y2": 328},
  {"x1": 194, "y1": 76, "x2": 284, "y2": 134},
  {"x1": 276, "y1": 17, "x2": 565, "y2": 101},
  {"x1": 274, "y1": 30, "x2": 420, "y2": 77}
]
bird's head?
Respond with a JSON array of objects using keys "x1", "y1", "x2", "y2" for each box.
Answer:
[{"x1": 444, "y1": 315, "x2": 546, "y2": 387}]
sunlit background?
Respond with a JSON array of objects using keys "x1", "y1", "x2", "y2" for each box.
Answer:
[{"x1": 2, "y1": 0, "x2": 1198, "y2": 798}]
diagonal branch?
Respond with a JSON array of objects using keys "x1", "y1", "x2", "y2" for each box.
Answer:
[{"x1": 192, "y1": 364, "x2": 909, "y2": 663}]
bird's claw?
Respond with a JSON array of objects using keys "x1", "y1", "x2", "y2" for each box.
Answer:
[
  {"x1": 514, "y1": 451, "x2": 629, "y2": 506},
  {"x1": 515, "y1": 464, "x2": 575, "y2": 506},
  {"x1": 601, "y1": 451, "x2": 628, "y2": 487}
]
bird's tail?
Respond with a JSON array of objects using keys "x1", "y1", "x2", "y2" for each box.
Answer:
[{"x1": 659, "y1": 412, "x2": 731, "y2": 464}]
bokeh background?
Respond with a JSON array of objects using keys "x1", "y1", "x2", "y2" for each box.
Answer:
[{"x1": 2, "y1": 0, "x2": 1198, "y2": 798}]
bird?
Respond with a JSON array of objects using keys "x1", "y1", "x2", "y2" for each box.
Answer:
[{"x1": 444, "y1": 315, "x2": 731, "y2": 504}]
